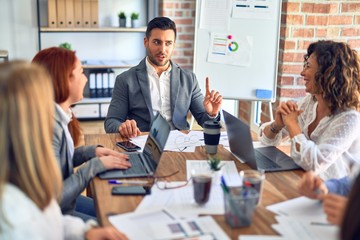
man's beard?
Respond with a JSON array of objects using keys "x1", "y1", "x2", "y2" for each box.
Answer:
[{"x1": 147, "y1": 50, "x2": 169, "y2": 67}]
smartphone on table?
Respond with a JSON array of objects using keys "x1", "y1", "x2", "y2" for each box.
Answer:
[
  {"x1": 111, "y1": 186, "x2": 151, "y2": 195},
  {"x1": 116, "y1": 141, "x2": 141, "y2": 152}
]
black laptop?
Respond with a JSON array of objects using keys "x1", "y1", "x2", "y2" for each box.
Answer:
[
  {"x1": 222, "y1": 110, "x2": 301, "y2": 172},
  {"x1": 99, "y1": 113, "x2": 171, "y2": 179}
]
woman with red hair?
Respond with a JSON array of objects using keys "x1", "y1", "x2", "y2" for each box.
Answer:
[{"x1": 33, "y1": 47, "x2": 131, "y2": 221}]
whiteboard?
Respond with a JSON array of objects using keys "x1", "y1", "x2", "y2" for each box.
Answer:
[{"x1": 193, "y1": 0, "x2": 282, "y2": 102}]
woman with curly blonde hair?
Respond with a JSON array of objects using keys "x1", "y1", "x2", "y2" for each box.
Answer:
[{"x1": 259, "y1": 40, "x2": 360, "y2": 180}]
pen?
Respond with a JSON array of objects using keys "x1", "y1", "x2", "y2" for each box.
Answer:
[
  {"x1": 108, "y1": 180, "x2": 149, "y2": 185},
  {"x1": 310, "y1": 222, "x2": 333, "y2": 226}
]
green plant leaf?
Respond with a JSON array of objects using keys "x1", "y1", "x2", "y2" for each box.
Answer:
[
  {"x1": 118, "y1": 11, "x2": 126, "y2": 18},
  {"x1": 131, "y1": 12, "x2": 139, "y2": 20},
  {"x1": 207, "y1": 154, "x2": 223, "y2": 171},
  {"x1": 59, "y1": 42, "x2": 72, "y2": 50}
]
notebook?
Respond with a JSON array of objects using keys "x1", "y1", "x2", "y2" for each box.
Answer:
[
  {"x1": 99, "y1": 113, "x2": 171, "y2": 179},
  {"x1": 222, "y1": 110, "x2": 301, "y2": 172}
]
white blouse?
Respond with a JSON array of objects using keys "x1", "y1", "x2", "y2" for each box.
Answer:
[
  {"x1": 259, "y1": 94, "x2": 360, "y2": 180},
  {"x1": 0, "y1": 184, "x2": 88, "y2": 240}
]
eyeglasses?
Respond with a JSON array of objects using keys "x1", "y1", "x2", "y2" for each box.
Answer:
[
  {"x1": 155, "y1": 177, "x2": 192, "y2": 190},
  {"x1": 174, "y1": 135, "x2": 200, "y2": 152},
  {"x1": 151, "y1": 170, "x2": 192, "y2": 190}
]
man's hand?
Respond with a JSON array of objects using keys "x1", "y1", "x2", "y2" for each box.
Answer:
[
  {"x1": 96, "y1": 147, "x2": 131, "y2": 170},
  {"x1": 203, "y1": 77, "x2": 222, "y2": 117},
  {"x1": 298, "y1": 171, "x2": 328, "y2": 200},
  {"x1": 119, "y1": 119, "x2": 141, "y2": 138}
]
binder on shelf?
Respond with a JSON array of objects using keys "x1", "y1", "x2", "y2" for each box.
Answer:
[
  {"x1": 90, "y1": 0, "x2": 99, "y2": 28},
  {"x1": 89, "y1": 72, "x2": 97, "y2": 98},
  {"x1": 102, "y1": 71, "x2": 110, "y2": 98},
  {"x1": 65, "y1": 0, "x2": 75, "y2": 28},
  {"x1": 96, "y1": 72, "x2": 103, "y2": 97},
  {"x1": 48, "y1": 0, "x2": 57, "y2": 27},
  {"x1": 73, "y1": 0, "x2": 83, "y2": 27},
  {"x1": 56, "y1": 0, "x2": 66, "y2": 27},
  {"x1": 82, "y1": 0, "x2": 92, "y2": 28},
  {"x1": 109, "y1": 70, "x2": 115, "y2": 97}
]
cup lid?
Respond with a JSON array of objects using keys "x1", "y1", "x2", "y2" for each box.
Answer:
[{"x1": 203, "y1": 120, "x2": 221, "y2": 129}]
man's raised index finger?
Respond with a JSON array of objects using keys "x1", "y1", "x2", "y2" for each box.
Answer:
[{"x1": 206, "y1": 77, "x2": 210, "y2": 94}]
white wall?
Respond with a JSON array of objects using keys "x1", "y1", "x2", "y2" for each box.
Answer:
[
  {"x1": 0, "y1": 0, "x2": 39, "y2": 60},
  {"x1": 0, "y1": 0, "x2": 146, "y2": 61}
]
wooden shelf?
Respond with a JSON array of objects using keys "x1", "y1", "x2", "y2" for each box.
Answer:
[{"x1": 40, "y1": 27, "x2": 146, "y2": 33}]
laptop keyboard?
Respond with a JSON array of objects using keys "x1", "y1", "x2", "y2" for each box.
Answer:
[
  {"x1": 123, "y1": 154, "x2": 147, "y2": 174},
  {"x1": 254, "y1": 150, "x2": 281, "y2": 169}
]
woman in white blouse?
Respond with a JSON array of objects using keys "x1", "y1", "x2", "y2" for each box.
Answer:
[
  {"x1": 0, "y1": 61, "x2": 127, "y2": 240},
  {"x1": 259, "y1": 40, "x2": 360, "y2": 180}
]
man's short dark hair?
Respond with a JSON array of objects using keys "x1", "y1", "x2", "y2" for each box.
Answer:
[{"x1": 146, "y1": 17, "x2": 177, "y2": 40}]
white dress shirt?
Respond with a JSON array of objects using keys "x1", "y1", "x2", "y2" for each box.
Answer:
[
  {"x1": 259, "y1": 94, "x2": 360, "y2": 180},
  {"x1": 145, "y1": 57, "x2": 174, "y2": 128},
  {"x1": 55, "y1": 104, "x2": 74, "y2": 160}
]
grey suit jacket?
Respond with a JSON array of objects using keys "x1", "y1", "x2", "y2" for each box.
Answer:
[
  {"x1": 53, "y1": 107, "x2": 106, "y2": 215},
  {"x1": 105, "y1": 58, "x2": 216, "y2": 133}
]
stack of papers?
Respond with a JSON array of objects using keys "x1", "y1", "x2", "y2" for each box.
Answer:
[
  {"x1": 265, "y1": 197, "x2": 339, "y2": 239},
  {"x1": 109, "y1": 208, "x2": 230, "y2": 240}
]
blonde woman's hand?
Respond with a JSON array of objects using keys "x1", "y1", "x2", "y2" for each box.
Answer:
[{"x1": 85, "y1": 226, "x2": 128, "y2": 240}]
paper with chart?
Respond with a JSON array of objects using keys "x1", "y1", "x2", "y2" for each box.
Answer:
[
  {"x1": 207, "y1": 33, "x2": 253, "y2": 67},
  {"x1": 232, "y1": 0, "x2": 275, "y2": 20},
  {"x1": 199, "y1": 0, "x2": 232, "y2": 30},
  {"x1": 266, "y1": 197, "x2": 339, "y2": 239},
  {"x1": 109, "y1": 208, "x2": 230, "y2": 240}
]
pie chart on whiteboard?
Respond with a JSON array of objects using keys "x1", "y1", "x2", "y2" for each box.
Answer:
[{"x1": 228, "y1": 41, "x2": 239, "y2": 52}]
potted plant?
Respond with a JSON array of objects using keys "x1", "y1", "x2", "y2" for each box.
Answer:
[
  {"x1": 59, "y1": 42, "x2": 72, "y2": 50},
  {"x1": 131, "y1": 12, "x2": 140, "y2": 28},
  {"x1": 208, "y1": 155, "x2": 224, "y2": 185},
  {"x1": 118, "y1": 11, "x2": 126, "y2": 27}
]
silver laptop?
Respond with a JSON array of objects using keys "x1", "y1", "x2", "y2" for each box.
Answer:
[
  {"x1": 222, "y1": 110, "x2": 301, "y2": 172},
  {"x1": 99, "y1": 113, "x2": 171, "y2": 179}
]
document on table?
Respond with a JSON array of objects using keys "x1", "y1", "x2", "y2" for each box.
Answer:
[
  {"x1": 130, "y1": 130, "x2": 228, "y2": 153},
  {"x1": 135, "y1": 181, "x2": 224, "y2": 218},
  {"x1": 266, "y1": 197, "x2": 339, "y2": 239},
  {"x1": 109, "y1": 208, "x2": 230, "y2": 240}
]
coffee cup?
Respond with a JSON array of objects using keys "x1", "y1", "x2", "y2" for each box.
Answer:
[
  {"x1": 191, "y1": 169, "x2": 212, "y2": 205},
  {"x1": 203, "y1": 120, "x2": 221, "y2": 154}
]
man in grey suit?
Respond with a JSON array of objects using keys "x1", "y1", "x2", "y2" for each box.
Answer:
[{"x1": 105, "y1": 17, "x2": 222, "y2": 138}]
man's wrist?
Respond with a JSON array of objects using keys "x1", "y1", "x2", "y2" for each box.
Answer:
[{"x1": 207, "y1": 112, "x2": 218, "y2": 119}]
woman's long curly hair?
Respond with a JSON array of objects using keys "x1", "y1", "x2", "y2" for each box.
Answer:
[{"x1": 304, "y1": 40, "x2": 360, "y2": 114}]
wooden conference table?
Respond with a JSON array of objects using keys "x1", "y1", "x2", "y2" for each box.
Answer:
[{"x1": 85, "y1": 133, "x2": 304, "y2": 239}]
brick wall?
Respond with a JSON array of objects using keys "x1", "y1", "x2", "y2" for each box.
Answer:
[
  {"x1": 159, "y1": 0, "x2": 196, "y2": 69},
  {"x1": 160, "y1": 0, "x2": 360, "y2": 122}
]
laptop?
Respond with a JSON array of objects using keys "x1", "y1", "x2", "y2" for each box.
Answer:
[
  {"x1": 99, "y1": 113, "x2": 171, "y2": 179},
  {"x1": 222, "y1": 110, "x2": 301, "y2": 172}
]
